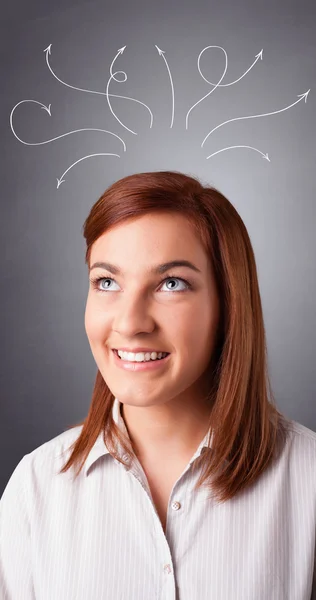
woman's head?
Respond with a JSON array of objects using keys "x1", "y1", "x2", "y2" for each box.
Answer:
[
  {"x1": 84, "y1": 209, "x2": 221, "y2": 413},
  {"x1": 60, "y1": 171, "x2": 289, "y2": 503}
]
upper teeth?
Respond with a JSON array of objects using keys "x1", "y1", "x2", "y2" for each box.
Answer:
[{"x1": 117, "y1": 350, "x2": 168, "y2": 362}]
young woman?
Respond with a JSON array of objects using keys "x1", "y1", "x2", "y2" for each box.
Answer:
[{"x1": 1, "y1": 171, "x2": 315, "y2": 599}]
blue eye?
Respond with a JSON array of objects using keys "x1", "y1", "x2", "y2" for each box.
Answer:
[
  {"x1": 89, "y1": 274, "x2": 192, "y2": 293},
  {"x1": 160, "y1": 277, "x2": 189, "y2": 292}
]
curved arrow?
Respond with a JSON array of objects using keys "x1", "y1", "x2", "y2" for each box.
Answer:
[
  {"x1": 201, "y1": 49, "x2": 263, "y2": 87},
  {"x1": 106, "y1": 46, "x2": 136, "y2": 134},
  {"x1": 56, "y1": 153, "x2": 120, "y2": 188},
  {"x1": 186, "y1": 47, "x2": 263, "y2": 130},
  {"x1": 44, "y1": 44, "x2": 153, "y2": 132},
  {"x1": 10, "y1": 99, "x2": 126, "y2": 151},
  {"x1": 201, "y1": 89, "x2": 310, "y2": 148},
  {"x1": 155, "y1": 45, "x2": 175, "y2": 128},
  {"x1": 206, "y1": 145, "x2": 270, "y2": 161},
  {"x1": 186, "y1": 46, "x2": 227, "y2": 130}
]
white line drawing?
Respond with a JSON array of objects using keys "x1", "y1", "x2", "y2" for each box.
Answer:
[
  {"x1": 206, "y1": 145, "x2": 270, "y2": 161},
  {"x1": 201, "y1": 90, "x2": 310, "y2": 148},
  {"x1": 56, "y1": 153, "x2": 120, "y2": 188},
  {"x1": 155, "y1": 45, "x2": 175, "y2": 128},
  {"x1": 9, "y1": 42, "x2": 310, "y2": 183},
  {"x1": 186, "y1": 47, "x2": 263, "y2": 130},
  {"x1": 44, "y1": 44, "x2": 153, "y2": 134},
  {"x1": 10, "y1": 99, "x2": 127, "y2": 151},
  {"x1": 106, "y1": 46, "x2": 132, "y2": 133}
]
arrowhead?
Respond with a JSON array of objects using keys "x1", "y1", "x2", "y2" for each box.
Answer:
[
  {"x1": 255, "y1": 49, "x2": 263, "y2": 60},
  {"x1": 56, "y1": 178, "x2": 65, "y2": 189},
  {"x1": 263, "y1": 153, "x2": 270, "y2": 162},
  {"x1": 155, "y1": 45, "x2": 165, "y2": 55},
  {"x1": 43, "y1": 44, "x2": 52, "y2": 54},
  {"x1": 297, "y1": 89, "x2": 310, "y2": 102},
  {"x1": 117, "y1": 46, "x2": 126, "y2": 54},
  {"x1": 41, "y1": 103, "x2": 51, "y2": 115}
]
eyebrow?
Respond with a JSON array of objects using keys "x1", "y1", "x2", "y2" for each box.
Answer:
[{"x1": 89, "y1": 260, "x2": 202, "y2": 275}]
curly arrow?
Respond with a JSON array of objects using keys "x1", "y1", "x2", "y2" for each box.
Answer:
[
  {"x1": 186, "y1": 47, "x2": 263, "y2": 130},
  {"x1": 10, "y1": 99, "x2": 126, "y2": 152},
  {"x1": 44, "y1": 44, "x2": 153, "y2": 133}
]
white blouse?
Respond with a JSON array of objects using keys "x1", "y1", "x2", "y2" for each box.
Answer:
[{"x1": 1, "y1": 398, "x2": 316, "y2": 599}]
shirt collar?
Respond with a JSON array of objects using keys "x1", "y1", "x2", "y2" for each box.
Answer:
[
  {"x1": 83, "y1": 397, "x2": 213, "y2": 476},
  {"x1": 83, "y1": 397, "x2": 128, "y2": 476}
]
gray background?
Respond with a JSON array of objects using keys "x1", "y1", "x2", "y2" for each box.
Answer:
[{"x1": 1, "y1": 0, "x2": 315, "y2": 494}]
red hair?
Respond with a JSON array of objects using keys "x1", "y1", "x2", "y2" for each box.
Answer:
[{"x1": 59, "y1": 170, "x2": 290, "y2": 503}]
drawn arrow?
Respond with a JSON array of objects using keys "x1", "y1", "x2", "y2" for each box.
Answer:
[
  {"x1": 10, "y1": 99, "x2": 126, "y2": 151},
  {"x1": 44, "y1": 44, "x2": 153, "y2": 133},
  {"x1": 186, "y1": 46, "x2": 227, "y2": 130},
  {"x1": 202, "y1": 49, "x2": 263, "y2": 87},
  {"x1": 56, "y1": 152, "x2": 120, "y2": 189},
  {"x1": 186, "y1": 47, "x2": 263, "y2": 130},
  {"x1": 201, "y1": 89, "x2": 310, "y2": 148},
  {"x1": 106, "y1": 46, "x2": 136, "y2": 134},
  {"x1": 155, "y1": 45, "x2": 175, "y2": 128},
  {"x1": 206, "y1": 145, "x2": 270, "y2": 161}
]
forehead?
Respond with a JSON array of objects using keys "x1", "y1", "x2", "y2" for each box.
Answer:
[{"x1": 90, "y1": 212, "x2": 208, "y2": 266}]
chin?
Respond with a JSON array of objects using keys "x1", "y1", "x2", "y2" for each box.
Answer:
[{"x1": 115, "y1": 391, "x2": 168, "y2": 407}]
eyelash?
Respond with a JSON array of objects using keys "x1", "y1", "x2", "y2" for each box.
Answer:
[{"x1": 89, "y1": 273, "x2": 193, "y2": 294}]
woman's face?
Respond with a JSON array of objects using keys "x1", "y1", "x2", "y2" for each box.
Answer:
[{"x1": 85, "y1": 211, "x2": 220, "y2": 410}]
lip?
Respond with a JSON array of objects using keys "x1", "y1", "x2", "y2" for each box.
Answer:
[
  {"x1": 112, "y1": 349, "x2": 171, "y2": 371},
  {"x1": 112, "y1": 347, "x2": 168, "y2": 353}
]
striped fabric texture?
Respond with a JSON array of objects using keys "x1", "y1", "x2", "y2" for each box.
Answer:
[{"x1": 1, "y1": 397, "x2": 316, "y2": 599}]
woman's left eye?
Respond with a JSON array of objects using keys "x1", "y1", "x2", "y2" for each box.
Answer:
[
  {"x1": 89, "y1": 275, "x2": 192, "y2": 293},
  {"x1": 160, "y1": 277, "x2": 191, "y2": 292}
]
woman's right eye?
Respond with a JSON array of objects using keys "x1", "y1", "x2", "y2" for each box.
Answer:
[{"x1": 90, "y1": 276, "x2": 117, "y2": 292}]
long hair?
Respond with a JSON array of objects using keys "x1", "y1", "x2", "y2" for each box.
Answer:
[{"x1": 59, "y1": 170, "x2": 291, "y2": 503}]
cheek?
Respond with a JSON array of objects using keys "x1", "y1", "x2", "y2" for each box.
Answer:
[
  {"x1": 181, "y1": 299, "x2": 219, "y2": 355},
  {"x1": 84, "y1": 297, "x2": 109, "y2": 342}
]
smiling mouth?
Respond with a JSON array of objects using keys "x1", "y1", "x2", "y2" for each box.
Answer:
[{"x1": 112, "y1": 349, "x2": 170, "y2": 361}]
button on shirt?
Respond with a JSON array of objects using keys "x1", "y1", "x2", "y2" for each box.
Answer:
[{"x1": 1, "y1": 398, "x2": 316, "y2": 600}]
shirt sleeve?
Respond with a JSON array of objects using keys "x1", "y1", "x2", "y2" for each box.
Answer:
[{"x1": 0, "y1": 455, "x2": 35, "y2": 599}]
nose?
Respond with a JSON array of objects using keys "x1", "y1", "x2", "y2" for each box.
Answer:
[{"x1": 112, "y1": 292, "x2": 156, "y2": 337}]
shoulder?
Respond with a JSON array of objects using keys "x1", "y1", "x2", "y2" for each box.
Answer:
[
  {"x1": 286, "y1": 418, "x2": 316, "y2": 447},
  {"x1": 26, "y1": 424, "x2": 84, "y2": 465},
  {"x1": 0, "y1": 426, "x2": 84, "y2": 532},
  {"x1": 281, "y1": 417, "x2": 316, "y2": 477},
  {"x1": 2, "y1": 425, "x2": 84, "y2": 497},
  {"x1": 31, "y1": 424, "x2": 85, "y2": 475}
]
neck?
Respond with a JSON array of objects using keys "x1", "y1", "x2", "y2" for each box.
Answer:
[{"x1": 120, "y1": 394, "x2": 212, "y2": 461}]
